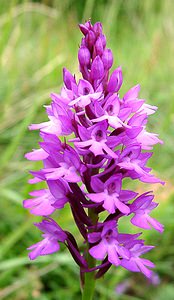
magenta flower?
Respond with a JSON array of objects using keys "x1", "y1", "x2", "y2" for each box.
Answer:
[
  {"x1": 130, "y1": 192, "x2": 164, "y2": 232},
  {"x1": 28, "y1": 219, "x2": 67, "y2": 260},
  {"x1": 69, "y1": 79, "x2": 103, "y2": 108},
  {"x1": 24, "y1": 20, "x2": 164, "y2": 297},
  {"x1": 92, "y1": 93, "x2": 131, "y2": 129},
  {"x1": 121, "y1": 243, "x2": 155, "y2": 278},
  {"x1": 23, "y1": 189, "x2": 56, "y2": 216},
  {"x1": 75, "y1": 121, "x2": 118, "y2": 157},
  {"x1": 87, "y1": 175, "x2": 137, "y2": 214},
  {"x1": 88, "y1": 221, "x2": 131, "y2": 265}
]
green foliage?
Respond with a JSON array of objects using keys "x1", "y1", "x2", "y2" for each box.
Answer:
[{"x1": 0, "y1": 0, "x2": 174, "y2": 299}]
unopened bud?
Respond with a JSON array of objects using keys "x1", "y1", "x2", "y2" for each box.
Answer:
[
  {"x1": 93, "y1": 22, "x2": 103, "y2": 36},
  {"x1": 102, "y1": 49, "x2": 113, "y2": 70},
  {"x1": 107, "y1": 67, "x2": 123, "y2": 92},
  {"x1": 63, "y1": 68, "x2": 76, "y2": 90},
  {"x1": 95, "y1": 37, "x2": 104, "y2": 56},
  {"x1": 78, "y1": 46, "x2": 91, "y2": 67},
  {"x1": 79, "y1": 24, "x2": 89, "y2": 35},
  {"x1": 86, "y1": 30, "x2": 96, "y2": 49},
  {"x1": 79, "y1": 21, "x2": 91, "y2": 35},
  {"x1": 101, "y1": 34, "x2": 106, "y2": 48},
  {"x1": 91, "y1": 56, "x2": 104, "y2": 80},
  {"x1": 81, "y1": 37, "x2": 86, "y2": 47}
]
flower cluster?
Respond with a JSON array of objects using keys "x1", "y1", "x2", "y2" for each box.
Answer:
[{"x1": 24, "y1": 21, "x2": 164, "y2": 279}]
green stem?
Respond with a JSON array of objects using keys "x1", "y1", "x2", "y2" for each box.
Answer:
[
  {"x1": 82, "y1": 208, "x2": 98, "y2": 300},
  {"x1": 82, "y1": 253, "x2": 96, "y2": 300}
]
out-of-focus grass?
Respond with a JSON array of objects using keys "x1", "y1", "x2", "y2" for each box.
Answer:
[{"x1": 0, "y1": 0, "x2": 174, "y2": 299}]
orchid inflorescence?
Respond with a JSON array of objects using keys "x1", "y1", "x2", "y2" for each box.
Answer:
[{"x1": 24, "y1": 20, "x2": 164, "y2": 281}]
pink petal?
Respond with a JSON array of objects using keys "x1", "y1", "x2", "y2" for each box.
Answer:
[
  {"x1": 131, "y1": 215, "x2": 151, "y2": 230},
  {"x1": 121, "y1": 258, "x2": 139, "y2": 272},
  {"x1": 25, "y1": 149, "x2": 48, "y2": 161},
  {"x1": 107, "y1": 246, "x2": 120, "y2": 266},
  {"x1": 147, "y1": 216, "x2": 164, "y2": 233},
  {"x1": 119, "y1": 190, "x2": 138, "y2": 202},
  {"x1": 115, "y1": 199, "x2": 130, "y2": 214},
  {"x1": 88, "y1": 232, "x2": 101, "y2": 243},
  {"x1": 87, "y1": 192, "x2": 105, "y2": 203},
  {"x1": 89, "y1": 241, "x2": 107, "y2": 260}
]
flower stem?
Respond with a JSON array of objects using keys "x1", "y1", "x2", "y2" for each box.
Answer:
[
  {"x1": 82, "y1": 253, "x2": 96, "y2": 300},
  {"x1": 82, "y1": 208, "x2": 98, "y2": 300}
]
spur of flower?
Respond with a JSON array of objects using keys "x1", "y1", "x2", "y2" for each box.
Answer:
[{"x1": 24, "y1": 20, "x2": 164, "y2": 295}]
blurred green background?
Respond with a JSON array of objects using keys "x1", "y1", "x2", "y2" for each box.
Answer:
[{"x1": 0, "y1": 0, "x2": 174, "y2": 299}]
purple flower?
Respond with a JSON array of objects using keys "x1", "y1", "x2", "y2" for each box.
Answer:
[
  {"x1": 121, "y1": 242, "x2": 155, "y2": 278},
  {"x1": 130, "y1": 192, "x2": 164, "y2": 232},
  {"x1": 117, "y1": 144, "x2": 163, "y2": 184},
  {"x1": 88, "y1": 221, "x2": 130, "y2": 266},
  {"x1": 102, "y1": 49, "x2": 113, "y2": 70},
  {"x1": 28, "y1": 219, "x2": 67, "y2": 260},
  {"x1": 75, "y1": 121, "x2": 118, "y2": 158},
  {"x1": 123, "y1": 84, "x2": 141, "y2": 105},
  {"x1": 92, "y1": 94, "x2": 131, "y2": 130},
  {"x1": 136, "y1": 129, "x2": 163, "y2": 150},
  {"x1": 25, "y1": 148, "x2": 49, "y2": 161},
  {"x1": 91, "y1": 56, "x2": 104, "y2": 80},
  {"x1": 34, "y1": 146, "x2": 83, "y2": 183},
  {"x1": 23, "y1": 189, "x2": 56, "y2": 216},
  {"x1": 63, "y1": 68, "x2": 76, "y2": 90},
  {"x1": 87, "y1": 175, "x2": 137, "y2": 214},
  {"x1": 29, "y1": 95, "x2": 74, "y2": 136},
  {"x1": 69, "y1": 79, "x2": 103, "y2": 108},
  {"x1": 28, "y1": 117, "x2": 62, "y2": 135},
  {"x1": 24, "y1": 20, "x2": 164, "y2": 282},
  {"x1": 107, "y1": 67, "x2": 123, "y2": 93},
  {"x1": 78, "y1": 46, "x2": 91, "y2": 67}
]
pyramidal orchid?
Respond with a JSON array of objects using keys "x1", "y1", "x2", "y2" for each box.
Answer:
[{"x1": 24, "y1": 21, "x2": 164, "y2": 299}]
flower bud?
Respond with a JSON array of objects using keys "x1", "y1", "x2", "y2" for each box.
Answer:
[
  {"x1": 86, "y1": 30, "x2": 96, "y2": 49},
  {"x1": 91, "y1": 55, "x2": 104, "y2": 80},
  {"x1": 93, "y1": 22, "x2": 103, "y2": 36},
  {"x1": 78, "y1": 46, "x2": 91, "y2": 67},
  {"x1": 79, "y1": 21, "x2": 91, "y2": 35},
  {"x1": 79, "y1": 24, "x2": 89, "y2": 35},
  {"x1": 107, "y1": 66, "x2": 123, "y2": 92},
  {"x1": 95, "y1": 37, "x2": 104, "y2": 56},
  {"x1": 102, "y1": 49, "x2": 113, "y2": 70},
  {"x1": 81, "y1": 37, "x2": 86, "y2": 47},
  {"x1": 101, "y1": 34, "x2": 106, "y2": 48},
  {"x1": 84, "y1": 20, "x2": 91, "y2": 29},
  {"x1": 63, "y1": 68, "x2": 76, "y2": 90}
]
